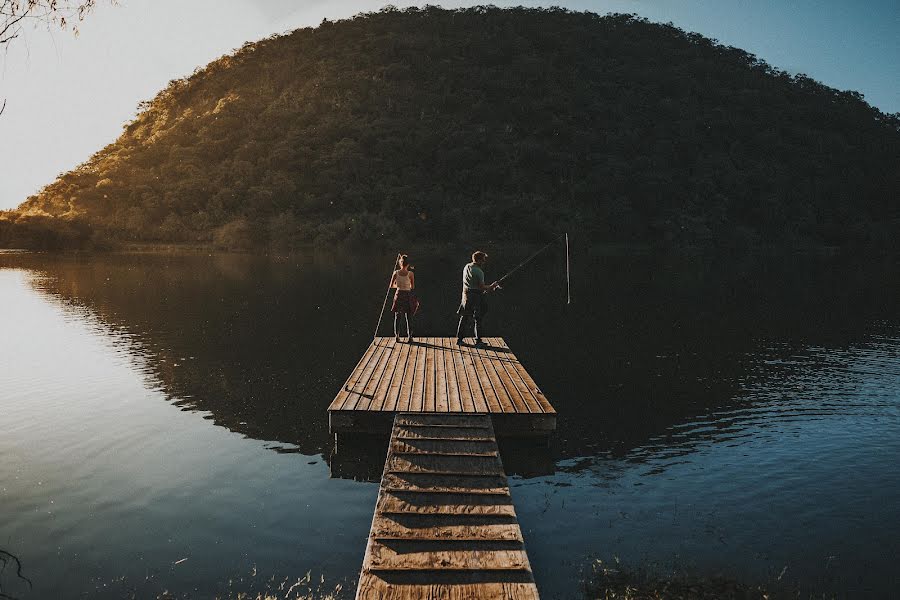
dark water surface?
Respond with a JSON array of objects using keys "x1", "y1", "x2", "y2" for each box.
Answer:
[{"x1": 1, "y1": 249, "x2": 899, "y2": 598}]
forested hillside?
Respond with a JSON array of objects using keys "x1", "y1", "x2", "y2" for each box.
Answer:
[{"x1": 3, "y1": 6, "x2": 899, "y2": 250}]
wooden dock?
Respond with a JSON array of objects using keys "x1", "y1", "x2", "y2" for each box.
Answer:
[
  {"x1": 356, "y1": 412, "x2": 539, "y2": 599},
  {"x1": 329, "y1": 337, "x2": 556, "y2": 436}
]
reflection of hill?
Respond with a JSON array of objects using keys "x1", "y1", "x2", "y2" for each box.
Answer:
[
  {"x1": 5, "y1": 251, "x2": 899, "y2": 472},
  {"x1": 494, "y1": 250, "x2": 900, "y2": 462},
  {"x1": 14, "y1": 252, "x2": 392, "y2": 457}
]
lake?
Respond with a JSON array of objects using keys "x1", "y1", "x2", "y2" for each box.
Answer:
[{"x1": 1, "y1": 249, "x2": 898, "y2": 598}]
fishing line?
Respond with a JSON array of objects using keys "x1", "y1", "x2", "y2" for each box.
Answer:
[
  {"x1": 372, "y1": 252, "x2": 402, "y2": 339},
  {"x1": 495, "y1": 233, "x2": 570, "y2": 305}
]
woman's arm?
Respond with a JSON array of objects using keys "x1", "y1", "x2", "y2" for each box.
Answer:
[
  {"x1": 409, "y1": 271, "x2": 415, "y2": 290},
  {"x1": 390, "y1": 271, "x2": 398, "y2": 289}
]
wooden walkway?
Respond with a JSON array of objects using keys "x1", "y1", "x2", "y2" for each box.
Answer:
[
  {"x1": 356, "y1": 413, "x2": 539, "y2": 599},
  {"x1": 329, "y1": 337, "x2": 556, "y2": 436}
]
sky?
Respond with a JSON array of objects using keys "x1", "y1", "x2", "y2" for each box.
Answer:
[{"x1": 0, "y1": 0, "x2": 897, "y2": 210}]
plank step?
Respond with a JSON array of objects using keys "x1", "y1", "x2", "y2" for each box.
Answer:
[
  {"x1": 368, "y1": 547, "x2": 530, "y2": 571},
  {"x1": 387, "y1": 469, "x2": 506, "y2": 477},
  {"x1": 365, "y1": 566, "x2": 531, "y2": 573},
  {"x1": 379, "y1": 507, "x2": 516, "y2": 516},
  {"x1": 373, "y1": 537, "x2": 523, "y2": 544},
  {"x1": 392, "y1": 451, "x2": 499, "y2": 458},
  {"x1": 382, "y1": 487, "x2": 510, "y2": 497},
  {"x1": 371, "y1": 526, "x2": 523, "y2": 542},
  {"x1": 395, "y1": 436, "x2": 496, "y2": 443},
  {"x1": 397, "y1": 423, "x2": 492, "y2": 430},
  {"x1": 356, "y1": 408, "x2": 539, "y2": 598}
]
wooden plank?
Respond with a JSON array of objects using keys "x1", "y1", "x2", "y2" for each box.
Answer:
[
  {"x1": 367, "y1": 543, "x2": 529, "y2": 571},
  {"x1": 330, "y1": 339, "x2": 556, "y2": 439},
  {"x1": 397, "y1": 339, "x2": 419, "y2": 412},
  {"x1": 435, "y1": 338, "x2": 449, "y2": 412},
  {"x1": 395, "y1": 426, "x2": 495, "y2": 441},
  {"x1": 471, "y1": 343, "x2": 517, "y2": 414},
  {"x1": 329, "y1": 340, "x2": 379, "y2": 411},
  {"x1": 382, "y1": 340, "x2": 412, "y2": 412},
  {"x1": 424, "y1": 338, "x2": 436, "y2": 412},
  {"x1": 464, "y1": 344, "x2": 502, "y2": 413},
  {"x1": 355, "y1": 337, "x2": 398, "y2": 411},
  {"x1": 457, "y1": 343, "x2": 489, "y2": 412},
  {"x1": 449, "y1": 338, "x2": 477, "y2": 413},
  {"x1": 481, "y1": 341, "x2": 534, "y2": 414},
  {"x1": 357, "y1": 580, "x2": 538, "y2": 600},
  {"x1": 486, "y1": 339, "x2": 542, "y2": 414},
  {"x1": 397, "y1": 414, "x2": 490, "y2": 427},
  {"x1": 410, "y1": 341, "x2": 427, "y2": 413},
  {"x1": 356, "y1": 413, "x2": 539, "y2": 599},
  {"x1": 441, "y1": 337, "x2": 462, "y2": 413},
  {"x1": 372, "y1": 339, "x2": 404, "y2": 411},
  {"x1": 491, "y1": 338, "x2": 555, "y2": 414},
  {"x1": 346, "y1": 339, "x2": 392, "y2": 410},
  {"x1": 382, "y1": 472, "x2": 509, "y2": 495},
  {"x1": 387, "y1": 454, "x2": 505, "y2": 476},
  {"x1": 393, "y1": 439, "x2": 498, "y2": 455},
  {"x1": 371, "y1": 519, "x2": 523, "y2": 542},
  {"x1": 377, "y1": 493, "x2": 515, "y2": 517}
]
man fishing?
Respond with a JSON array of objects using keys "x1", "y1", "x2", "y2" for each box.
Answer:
[{"x1": 456, "y1": 251, "x2": 500, "y2": 346}]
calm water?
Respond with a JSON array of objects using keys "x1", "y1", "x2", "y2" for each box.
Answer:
[{"x1": 1, "y1": 249, "x2": 899, "y2": 599}]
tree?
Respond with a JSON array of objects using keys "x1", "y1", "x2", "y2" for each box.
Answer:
[{"x1": 1, "y1": 0, "x2": 108, "y2": 115}]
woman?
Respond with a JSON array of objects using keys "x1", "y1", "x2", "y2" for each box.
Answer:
[{"x1": 389, "y1": 255, "x2": 417, "y2": 343}]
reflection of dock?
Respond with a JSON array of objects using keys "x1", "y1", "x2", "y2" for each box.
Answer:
[
  {"x1": 356, "y1": 413, "x2": 539, "y2": 599},
  {"x1": 328, "y1": 337, "x2": 556, "y2": 436},
  {"x1": 329, "y1": 337, "x2": 555, "y2": 598}
]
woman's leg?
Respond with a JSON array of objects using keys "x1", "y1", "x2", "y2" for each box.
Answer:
[
  {"x1": 405, "y1": 313, "x2": 412, "y2": 341},
  {"x1": 393, "y1": 313, "x2": 400, "y2": 341}
]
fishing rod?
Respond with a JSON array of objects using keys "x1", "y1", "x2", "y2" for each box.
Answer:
[
  {"x1": 494, "y1": 233, "x2": 571, "y2": 304},
  {"x1": 372, "y1": 252, "x2": 402, "y2": 339}
]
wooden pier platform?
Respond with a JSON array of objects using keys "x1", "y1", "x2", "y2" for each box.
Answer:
[
  {"x1": 356, "y1": 412, "x2": 539, "y2": 599},
  {"x1": 329, "y1": 337, "x2": 556, "y2": 436}
]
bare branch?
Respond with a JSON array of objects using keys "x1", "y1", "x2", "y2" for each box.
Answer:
[{"x1": 1, "y1": 1, "x2": 105, "y2": 49}]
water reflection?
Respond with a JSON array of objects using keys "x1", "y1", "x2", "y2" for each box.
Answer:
[
  {"x1": 4, "y1": 251, "x2": 900, "y2": 463},
  {"x1": 2, "y1": 250, "x2": 899, "y2": 597}
]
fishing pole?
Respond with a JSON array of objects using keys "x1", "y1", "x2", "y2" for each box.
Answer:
[
  {"x1": 494, "y1": 233, "x2": 571, "y2": 304},
  {"x1": 372, "y1": 252, "x2": 402, "y2": 339}
]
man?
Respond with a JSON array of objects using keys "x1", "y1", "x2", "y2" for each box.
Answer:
[{"x1": 455, "y1": 250, "x2": 499, "y2": 345}]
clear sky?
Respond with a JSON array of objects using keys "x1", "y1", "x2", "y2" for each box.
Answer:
[{"x1": 0, "y1": 0, "x2": 897, "y2": 210}]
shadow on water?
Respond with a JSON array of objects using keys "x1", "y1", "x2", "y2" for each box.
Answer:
[{"x1": 330, "y1": 433, "x2": 554, "y2": 481}]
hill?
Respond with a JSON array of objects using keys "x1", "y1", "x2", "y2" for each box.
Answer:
[{"x1": 3, "y1": 6, "x2": 899, "y2": 251}]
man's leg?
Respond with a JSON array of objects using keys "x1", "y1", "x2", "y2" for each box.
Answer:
[
  {"x1": 473, "y1": 315, "x2": 481, "y2": 344},
  {"x1": 456, "y1": 315, "x2": 469, "y2": 343}
]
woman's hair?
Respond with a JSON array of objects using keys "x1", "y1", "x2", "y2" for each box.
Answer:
[
  {"x1": 399, "y1": 254, "x2": 409, "y2": 265},
  {"x1": 472, "y1": 251, "x2": 488, "y2": 263}
]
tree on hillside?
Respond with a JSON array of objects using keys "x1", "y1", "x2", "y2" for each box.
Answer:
[{"x1": 1, "y1": 0, "x2": 109, "y2": 114}]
